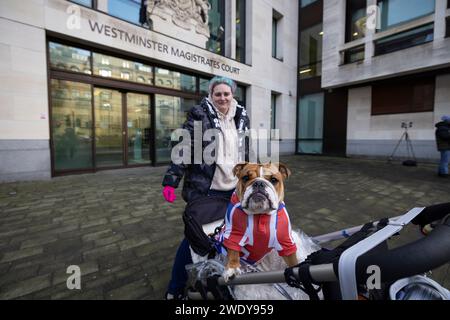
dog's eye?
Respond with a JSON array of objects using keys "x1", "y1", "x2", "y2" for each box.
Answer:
[
  {"x1": 242, "y1": 175, "x2": 250, "y2": 182},
  {"x1": 270, "y1": 177, "x2": 278, "y2": 184}
]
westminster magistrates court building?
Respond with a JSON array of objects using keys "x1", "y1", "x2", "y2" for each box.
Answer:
[{"x1": 1, "y1": 0, "x2": 450, "y2": 182}]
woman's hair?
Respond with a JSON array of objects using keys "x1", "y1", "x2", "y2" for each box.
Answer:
[{"x1": 208, "y1": 76, "x2": 237, "y2": 95}]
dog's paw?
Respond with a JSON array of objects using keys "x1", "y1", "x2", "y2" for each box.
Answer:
[{"x1": 223, "y1": 267, "x2": 242, "y2": 282}]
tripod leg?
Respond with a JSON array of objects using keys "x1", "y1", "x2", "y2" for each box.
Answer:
[
  {"x1": 388, "y1": 132, "x2": 406, "y2": 161},
  {"x1": 405, "y1": 133, "x2": 417, "y2": 161}
]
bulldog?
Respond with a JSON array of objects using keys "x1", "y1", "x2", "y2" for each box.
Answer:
[{"x1": 221, "y1": 162, "x2": 299, "y2": 282}]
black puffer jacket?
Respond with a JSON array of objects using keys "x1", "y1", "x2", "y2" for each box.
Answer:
[
  {"x1": 435, "y1": 121, "x2": 450, "y2": 151},
  {"x1": 162, "y1": 97, "x2": 250, "y2": 203}
]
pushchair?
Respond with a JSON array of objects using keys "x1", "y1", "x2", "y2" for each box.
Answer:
[{"x1": 184, "y1": 200, "x2": 450, "y2": 300}]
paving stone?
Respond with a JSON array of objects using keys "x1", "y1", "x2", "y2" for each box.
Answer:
[
  {"x1": 0, "y1": 274, "x2": 51, "y2": 299},
  {"x1": 20, "y1": 236, "x2": 58, "y2": 249},
  {"x1": 0, "y1": 247, "x2": 44, "y2": 263},
  {"x1": 118, "y1": 237, "x2": 151, "y2": 251},
  {"x1": 106, "y1": 278, "x2": 150, "y2": 300},
  {"x1": 83, "y1": 244, "x2": 119, "y2": 261}
]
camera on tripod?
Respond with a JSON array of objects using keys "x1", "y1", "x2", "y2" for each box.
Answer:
[
  {"x1": 401, "y1": 121, "x2": 413, "y2": 129},
  {"x1": 388, "y1": 121, "x2": 417, "y2": 166}
]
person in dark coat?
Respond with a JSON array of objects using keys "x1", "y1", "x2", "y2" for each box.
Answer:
[
  {"x1": 435, "y1": 115, "x2": 450, "y2": 177},
  {"x1": 161, "y1": 76, "x2": 250, "y2": 299}
]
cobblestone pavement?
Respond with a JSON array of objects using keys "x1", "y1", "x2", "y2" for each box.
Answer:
[{"x1": 0, "y1": 155, "x2": 448, "y2": 300}]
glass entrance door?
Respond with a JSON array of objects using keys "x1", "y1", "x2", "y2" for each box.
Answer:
[
  {"x1": 297, "y1": 92, "x2": 324, "y2": 154},
  {"x1": 126, "y1": 93, "x2": 151, "y2": 165},
  {"x1": 94, "y1": 88, "x2": 124, "y2": 167},
  {"x1": 94, "y1": 88, "x2": 152, "y2": 168}
]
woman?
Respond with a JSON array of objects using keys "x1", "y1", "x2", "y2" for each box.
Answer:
[
  {"x1": 435, "y1": 115, "x2": 450, "y2": 178},
  {"x1": 161, "y1": 76, "x2": 250, "y2": 299}
]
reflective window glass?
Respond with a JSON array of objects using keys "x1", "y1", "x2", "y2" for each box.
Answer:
[
  {"x1": 301, "y1": 0, "x2": 318, "y2": 8},
  {"x1": 199, "y1": 77, "x2": 210, "y2": 96},
  {"x1": 297, "y1": 93, "x2": 324, "y2": 154},
  {"x1": 346, "y1": 0, "x2": 367, "y2": 42},
  {"x1": 49, "y1": 42, "x2": 92, "y2": 74},
  {"x1": 271, "y1": 94, "x2": 277, "y2": 130},
  {"x1": 299, "y1": 24, "x2": 323, "y2": 79},
  {"x1": 127, "y1": 93, "x2": 151, "y2": 164},
  {"x1": 94, "y1": 88, "x2": 124, "y2": 167},
  {"x1": 378, "y1": 0, "x2": 435, "y2": 31},
  {"x1": 375, "y1": 23, "x2": 434, "y2": 55},
  {"x1": 93, "y1": 53, "x2": 153, "y2": 84},
  {"x1": 51, "y1": 79, "x2": 93, "y2": 171},
  {"x1": 155, "y1": 68, "x2": 196, "y2": 93},
  {"x1": 155, "y1": 95, "x2": 197, "y2": 163},
  {"x1": 207, "y1": 0, "x2": 225, "y2": 55},
  {"x1": 70, "y1": 0, "x2": 92, "y2": 7},
  {"x1": 234, "y1": 85, "x2": 246, "y2": 106},
  {"x1": 108, "y1": 0, "x2": 144, "y2": 25},
  {"x1": 236, "y1": 0, "x2": 246, "y2": 63}
]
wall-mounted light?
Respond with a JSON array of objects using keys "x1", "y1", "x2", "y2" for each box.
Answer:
[
  {"x1": 319, "y1": 31, "x2": 324, "y2": 36},
  {"x1": 299, "y1": 69, "x2": 312, "y2": 74}
]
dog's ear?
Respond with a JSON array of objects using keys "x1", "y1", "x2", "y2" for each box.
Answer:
[
  {"x1": 277, "y1": 163, "x2": 291, "y2": 180},
  {"x1": 233, "y1": 162, "x2": 248, "y2": 178}
]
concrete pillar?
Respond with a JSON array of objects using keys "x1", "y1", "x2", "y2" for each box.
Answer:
[
  {"x1": 364, "y1": 0, "x2": 377, "y2": 62},
  {"x1": 224, "y1": 0, "x2": 236, "y2": 59},
  {"x1": 433, "y1": 0, "x2": 447, "y2": 42},
  {"x1": 96, "y1": 0, "x2": 108, "y2": 12}
]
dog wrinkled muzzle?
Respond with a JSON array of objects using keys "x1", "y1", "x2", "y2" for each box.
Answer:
[{"x1": 242, "y1": 178, "x2": 279, "y2": 214}]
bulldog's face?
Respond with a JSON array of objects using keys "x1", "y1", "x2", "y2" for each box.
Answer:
[{"x1": 233, "y1": 162, "x2": 291, "y2": 214}]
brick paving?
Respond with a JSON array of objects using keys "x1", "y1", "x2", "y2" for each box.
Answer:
[{"x1": 0, "y1": 155, "x2": 448, "y2": 300}]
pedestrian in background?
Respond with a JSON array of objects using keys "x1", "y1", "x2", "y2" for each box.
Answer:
[{"x1": 435, "y1": 115, "x2": 450, "y2": 178}]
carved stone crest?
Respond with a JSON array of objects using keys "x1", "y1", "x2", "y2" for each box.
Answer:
[{"x1": 147, "y1": 0, "x2": 211, "y2": 38}]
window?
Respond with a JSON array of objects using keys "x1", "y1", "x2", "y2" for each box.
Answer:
[
  {"x1": 270, "y1": 93, "x2": 277, "y2": 130},
  {"x1": 272, "y1": 10, "x2": 283, "y2": 60},
  {"x1": 343, "y1": 45, "x2": 365, "y2": 64},
  {"x1": 297, "y1": 93, "x2": 324, "y2": 154},
  {"x1": 346, "y1": 0, "x2": 367, "y2": 42},
  {"x1": 155, "y1": 95, "x2": 197, "y2": 163},
  {"x1": 207, "y1": 0, "x2": 225, "y2": 55},
  {"x1": 446, "y1": 17, "x2": 450, "y2": 38},
  {"x1": 199, "y1": 77, "x2": 210, "y2": 96},
  {"x1": 154, "y1": 68, "x2": 197, "y2": 93},
  {"x1": 236, "y1": 0, "x2": 246, "y2": 63},
  {"x1": 372, "y1": 76, "x2": 435, "y2": 115},
  {"x1": 301, "y1": 0, "x2": 318, "y2": 8},
  {"x1": 374, "y1": 23, "x2": 434, "y2": 55},
  {"x1": 93, "y1": 53, "x2": 153, "y2": 84},
  {"x1": 272, "y1": 11, "x2": 284, "y2": 59},
  {"x1": 69, "y1": 0, "x2": 93, "y2": 7},
  {"x1": 299, "y1": 23, "x2": 323, "y2": 79},
  {"x1": 378, "y1": 0, "x2": 435, "y2": 31},
  {"x1": 234, "y1": 85, "x2": 246, "y2": 107},
  {"x1": 107, "y1": 0, "x2": 143, "y2": 25},
  {"x1": 49, "y1": 42, "x2": 91, "y2": 74},
  {"x1": 51, "y1": 79, "x2": 93, "y2": 171}
]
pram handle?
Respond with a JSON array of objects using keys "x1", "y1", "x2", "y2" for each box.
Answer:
[
  {"x1": 217, "y1": 208, "x2": 450, "y2": 288},
  {"x1": 217, "y1": 263, "x2": 337, "y2": 286},
  {"x1": 411, "y1": 202, "x2": 450, "y2": 227}
]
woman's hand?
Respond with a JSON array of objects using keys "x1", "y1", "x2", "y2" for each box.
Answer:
[{"x1": 162, "y1": 186, "x2": 176, "y2": 203}]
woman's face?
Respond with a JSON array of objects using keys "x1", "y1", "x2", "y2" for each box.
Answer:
[{"x1": 211, "y1": 83, "x2": 233, "y2": 114}]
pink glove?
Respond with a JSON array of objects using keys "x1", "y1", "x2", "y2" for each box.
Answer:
[{"x1": 163, "y1": 186, "x2": 176, "y2": 203}]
